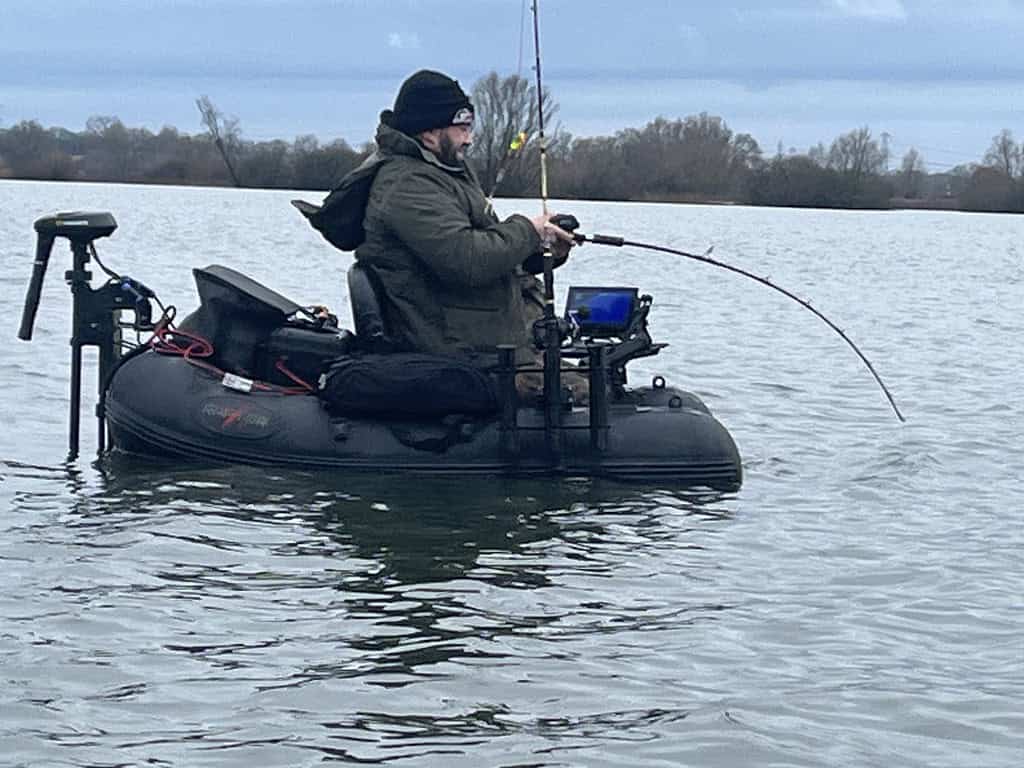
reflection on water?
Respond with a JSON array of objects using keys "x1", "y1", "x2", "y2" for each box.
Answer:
[{"x1": 3, "y1": 460, "x2": 743, "y2": 764}]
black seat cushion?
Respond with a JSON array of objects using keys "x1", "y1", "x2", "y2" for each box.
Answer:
[{"x1": 347, "y1": 263, "x2": 392, "y2": 352}]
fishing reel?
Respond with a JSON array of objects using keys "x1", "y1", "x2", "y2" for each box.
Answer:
[
  {"x1": 531, "y1": 314, "x2": 575, "y2": 350},
  {"x1": 530, "y1": 284, "x2": 665, "y2": 387},
  {"x1": 549, "y1": 214, "x2": 582, "y2": 240}
]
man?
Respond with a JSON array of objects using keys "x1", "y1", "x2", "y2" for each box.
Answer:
[{"x1": 354, "y1": 69, "x2": 575, "y2": 375}]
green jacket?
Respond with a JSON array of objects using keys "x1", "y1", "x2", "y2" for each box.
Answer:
[{"x1": 356, "y1": 122, "x2": 543, "y2": 367}]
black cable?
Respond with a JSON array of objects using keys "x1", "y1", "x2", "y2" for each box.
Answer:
[{"x1": 89, "y1": 243, "x2": 122, "y2": 280}]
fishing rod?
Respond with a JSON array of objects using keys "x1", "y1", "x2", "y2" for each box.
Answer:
[
  {"x1": 529, "y1": 0, "x2": 564, "y2": 461},
  {"x1": 566, "y1": 231, "x2": 906, "y2": 423},
  {"x1": 531, "y1": 0, "x2": 550, "y2": 219}
]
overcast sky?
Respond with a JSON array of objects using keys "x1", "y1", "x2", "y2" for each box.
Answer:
[{"x1": 3, "y1": 0, "x2": 1022, "y2": 171}]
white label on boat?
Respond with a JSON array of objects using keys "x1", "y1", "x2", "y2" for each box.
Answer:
[{"x1": 222, "y1": 373, "x2": 254, "y2": 393}]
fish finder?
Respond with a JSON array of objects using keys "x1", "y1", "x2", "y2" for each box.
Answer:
[{"x1": 564, "y1": 287, "x2": 638, "y2": 338}]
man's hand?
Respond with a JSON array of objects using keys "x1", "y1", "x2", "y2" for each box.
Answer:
[
  {"x1": 549, "y1": 236, "x2": 572, "y2": 267},
  {"x1": 530, "y1": 213, "x2": 576, "y2": 247},
  {"x1": 521, "y1": 212, "x2": 577, "y2": 274}
]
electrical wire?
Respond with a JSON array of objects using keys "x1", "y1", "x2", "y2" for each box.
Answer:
[{"x1": 150, "y1": 326, "x2": 313, "y2": 395}]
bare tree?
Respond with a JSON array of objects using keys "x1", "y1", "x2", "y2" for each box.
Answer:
[
  {"x1": 468, "y1": 72, "x2": 559, "y2": 197},
  {"x1": 962, "y1": 166, "x2": 1017, "y2": 211},
  {"x1": 84, "y1": 115, "x2": 136, "y2": 180},
  {"x1": 984, "y1": 129, "x2": 1021, "y2": 178},
  {"x1": 899, "y1": 148, "x2": 927, "y2": 198},
  {"x1": 0, "y1": 120, "x2": 66, "y2": 178},
  {"x1": 291, "y1": 135, "x2": 364, "y2": 190},
  {"x1": 196, "y1": 95, "x2": 242, "y2": 186},
  {"x1": 827, "y1": 126, "x2": 886, "y2": 182}
]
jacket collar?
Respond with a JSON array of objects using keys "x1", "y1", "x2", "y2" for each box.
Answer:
[{"x1": 376, "y1": 113, "x2": 466, "y2": 174}]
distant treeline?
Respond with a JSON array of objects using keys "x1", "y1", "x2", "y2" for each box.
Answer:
[
  {"x1": 0, "y1": 114, "x2": 372, "y2": 192},
  {"x1": 1, "y1": 74, "x2": 1022, "y2": 214}
]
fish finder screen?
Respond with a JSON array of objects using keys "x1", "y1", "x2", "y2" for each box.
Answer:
[{"x1": 565, "y1": 287, "x2": 638, "y2": 337}]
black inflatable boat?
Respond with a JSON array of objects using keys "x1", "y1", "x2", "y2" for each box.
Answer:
[{"x1": 17, "y1": 211, "x2": 742, "y2": 488}]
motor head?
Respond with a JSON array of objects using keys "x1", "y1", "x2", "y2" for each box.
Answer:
[
  {"x1": 34, "y1": 211, "x2": 117, "y2": 245},
  {"x1": 18, "y1": 211, "x2": 119, "y2": 341}
]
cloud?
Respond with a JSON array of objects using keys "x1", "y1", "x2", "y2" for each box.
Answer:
[
  {"x1": 912, "y1": 0, "x2": 1024, "y2": 23},
  {"x1": 387, "y1": 32, "x2": 420, "y2": 50},
  {"x1": 829, "y1": 0, "x2": 908, "y2": 21},
  {"x1": 733, "y1": 0, "x2": 908, "y2": 24}
]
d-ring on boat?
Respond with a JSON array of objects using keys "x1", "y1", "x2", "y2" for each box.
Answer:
[{"x1": 16, "y1": 211, "x2": 743, "y2": 489}]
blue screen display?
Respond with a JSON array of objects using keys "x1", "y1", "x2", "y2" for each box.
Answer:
[{"x1": 566, "y1": 287, "x2": 637, "y2": 334}]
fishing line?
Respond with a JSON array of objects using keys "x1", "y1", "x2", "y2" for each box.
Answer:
[
  {"x1": 571, "y1": 232, "x2": 906, "y2": 422},
  {"x1": 516, "y1": 0, "x2": 527, "y2": 80},
  {"x1": 531, "y1": 0, "x2": 549, "y2": 216}
]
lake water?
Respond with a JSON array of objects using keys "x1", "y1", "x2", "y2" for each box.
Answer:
[{"x1": 1, "y1": 179, "x2": 1022, "y2": 767}]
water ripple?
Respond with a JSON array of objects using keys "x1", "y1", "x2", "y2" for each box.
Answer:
[{"x1": 2, "y1": 187, "x2": 1023, "y2": 766}]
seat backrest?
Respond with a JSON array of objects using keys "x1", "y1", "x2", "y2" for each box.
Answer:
[{"x1": 347, "y1": 262, "x2": 391, "y2": 351}]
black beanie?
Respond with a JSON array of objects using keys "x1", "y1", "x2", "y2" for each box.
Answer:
[{"x1": 389, "y1": 69, "x2": 474, "y2": 136}]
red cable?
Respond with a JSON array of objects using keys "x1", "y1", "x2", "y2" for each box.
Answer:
[
  {"x1": 273, "y1": 359, "x2": 317, "y2": 393},
  {"x1": 150, "y1": 327, "x2": 313, "y2": 396}
]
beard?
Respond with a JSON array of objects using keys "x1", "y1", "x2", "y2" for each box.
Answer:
[{"x1": 438, "y1": 132, "x2": 466, "y2": 166}]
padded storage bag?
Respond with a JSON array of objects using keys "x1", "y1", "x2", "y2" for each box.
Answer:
[{"x1": 319, "y1": 353, "x2": 497, "y2": 417}]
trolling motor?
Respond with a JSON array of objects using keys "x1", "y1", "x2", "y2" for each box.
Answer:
[{"x1": 18, "y1": 211, "x2": 157, "y2": 457}]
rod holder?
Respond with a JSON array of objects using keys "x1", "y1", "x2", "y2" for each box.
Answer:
[
  {"x1": 497, "y1": 345, "x2": 519, "y2": 462},
  {"x1": 542, "y1": 316, "x2": 563, "y2": 468},
  {"x1": 587, "y1": 345, "x2": 609, "y2": 453}
]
